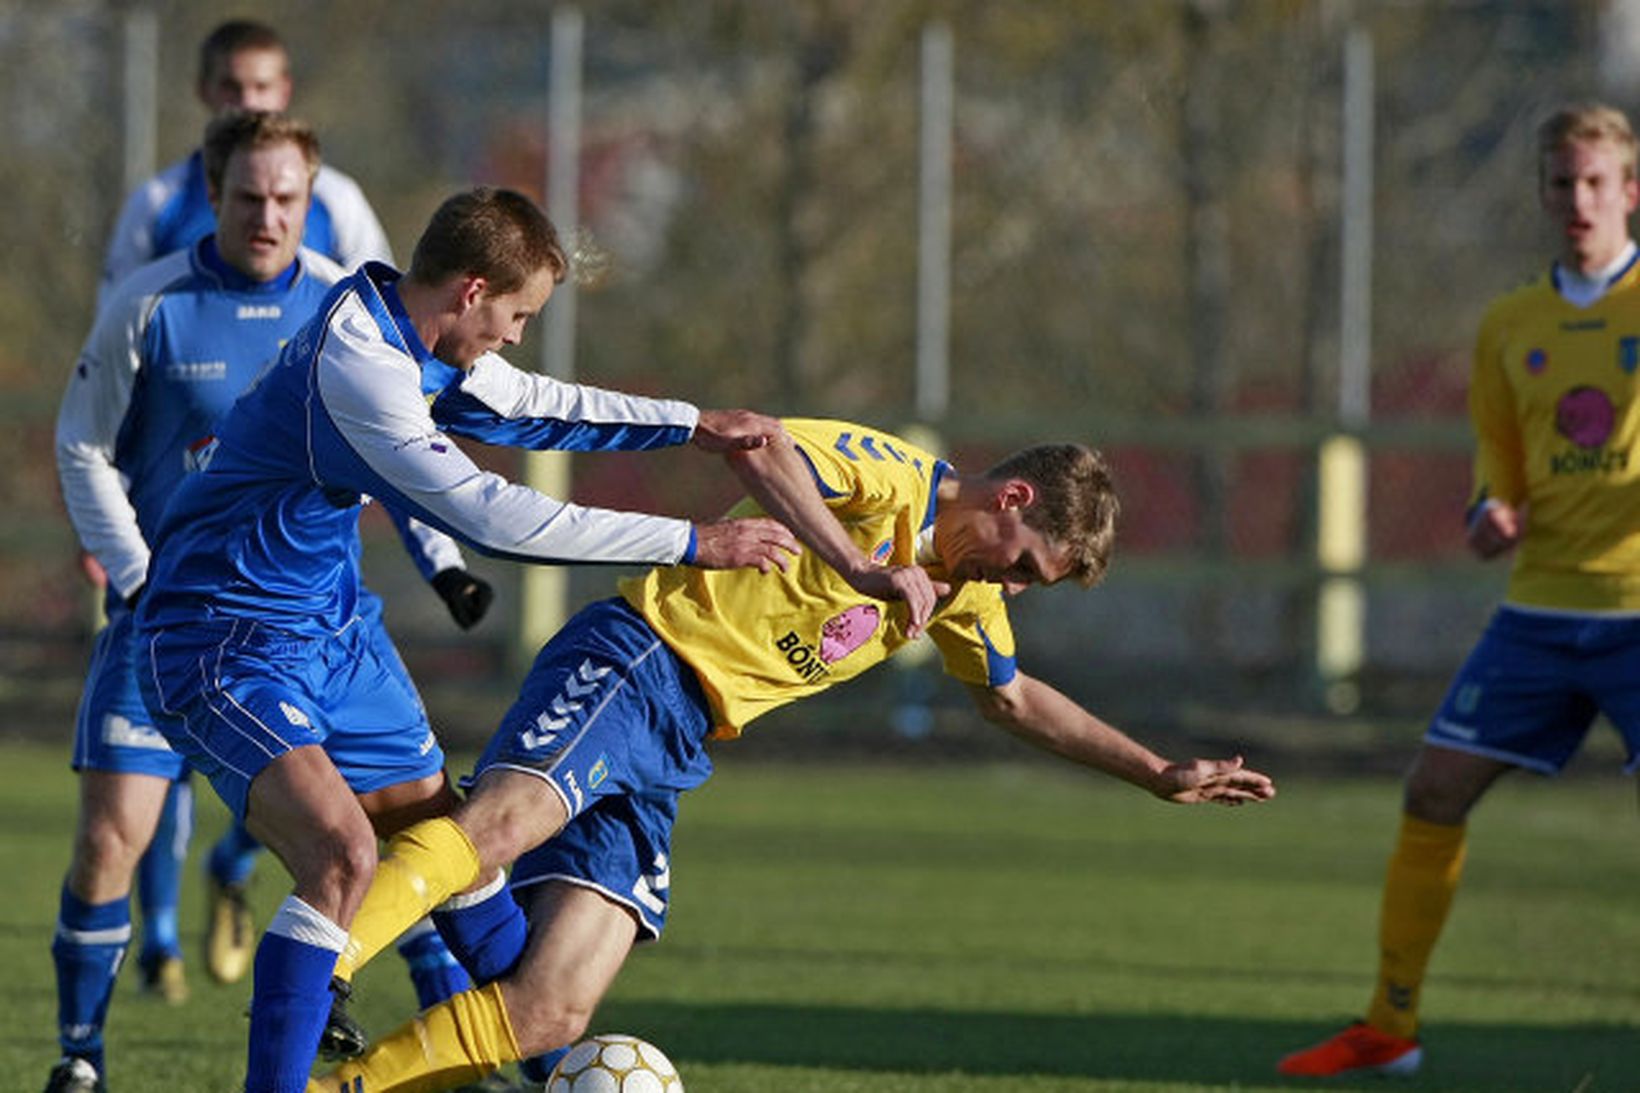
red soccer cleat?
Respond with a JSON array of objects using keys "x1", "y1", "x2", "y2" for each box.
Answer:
[{"x1": 1278, "y1": 1021, "x2": 1422, "y2": 1078}]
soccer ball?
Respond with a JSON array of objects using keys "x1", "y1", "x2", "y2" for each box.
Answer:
[{"x1": 546, "y1": 1033, "x2": 684, "y2": 1092}]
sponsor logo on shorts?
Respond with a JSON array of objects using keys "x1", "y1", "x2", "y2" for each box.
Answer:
[
  {"x1": 279, "y1": 701, "x2": 312, "y2": 729},
  {"x1": 1431, "y1": 717, "x2": 1478, "y2": 741},
  {"x1": 563, "y1": 769, "x2": 584, "y2": 813},
  {"x1": 101, "y1": 713, "x2": 170, "y2": 751},
  {"x1": 419, "y1": 730, "x2": 436, "y2": 756},
  {"x1": 632, "y1": 852, "x2": 670, "y2": 915}
]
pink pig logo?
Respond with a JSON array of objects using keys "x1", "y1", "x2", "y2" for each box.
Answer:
[
  {"x1": 820, "y1": 604, "x2": 880, "y2": 664},
  {"x1": 1555, "y1": 386, "x2": 1616, "y2": 449}
]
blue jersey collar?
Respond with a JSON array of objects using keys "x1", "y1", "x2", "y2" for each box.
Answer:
[
  {"x1": 195, "y1": 235, "x2": 300, "y2": 294},
  {"x1": 371, "y1": 266, "x2": 464, "y2": 396}
]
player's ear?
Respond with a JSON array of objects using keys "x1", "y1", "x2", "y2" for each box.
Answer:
[
  {"x1": 454, "y1": 274, "x2": 488, "y2": 313},
  {"x1": 996, "y1": 479, "x2": 1036, "y2": 512}
]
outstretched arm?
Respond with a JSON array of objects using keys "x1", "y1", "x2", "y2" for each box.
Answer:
[
  {"x1": 965, "y1": 673, "x2": 1275, "y2": 805},
  {"x1": 720, "y1": 427, "x2": 949, "y2": 636}
]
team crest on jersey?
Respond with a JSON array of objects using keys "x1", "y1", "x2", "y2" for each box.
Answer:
[
  {"x1": 1620, "y1": 336, "x2": 1640, "y2": 374},
  {"x1": 1525, "y1": 348, "x2": 1547, "y2": 375},
  {"x1": 871, "y1": 538, "x2": 894, "y2": 565},
  {"x1": 184, "y1": 435, "x2": 218, "y2": 473}
]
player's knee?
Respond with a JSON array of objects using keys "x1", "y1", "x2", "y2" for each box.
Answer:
[
  {"x1": 72, "y1": 813, "x2": 145, "y2": 880},
  {"x1": 504, "y1": 988, "x2": 594, "y2": 1055},
  {"x1": 293, "y1": 823, "x2": 379, "y2": 905}
]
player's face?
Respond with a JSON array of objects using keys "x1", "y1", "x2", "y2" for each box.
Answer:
[
  {"x1": 1540, "y1": 138, "x2": 1638, "y2": 274},
  {"x1": 936, "y1": 487, "x2": 1074, "y2": 596},
  {"x1": 198, "y1": 47, "x2": 292, "y2": 114},
  {"x1": 211, "y1": 141, "x2": 312, "y2": 282},
  {"x1": 437, "y1": 267, "x2": 557, "y2": 369}
]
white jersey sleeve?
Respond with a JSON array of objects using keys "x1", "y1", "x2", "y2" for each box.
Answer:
[
  {"x1": 315, "y1": 309, "x2": 694, "y2": 565},
  {"x1": 57, "y1": 256, "x2": 187, "y2": 597},
  {"x1": 314, "y1": 165, "x2": 394, "y2": 269},
  {"x1": 99, "y1": 160, "x2": 190, "y2": 310}
]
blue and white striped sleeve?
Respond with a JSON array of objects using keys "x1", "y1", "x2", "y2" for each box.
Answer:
[{"x1": 315, "y1": 331, "x2": 694, "y2": 567}]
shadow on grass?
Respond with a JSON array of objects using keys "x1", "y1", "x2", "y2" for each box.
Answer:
[{"x1": 591, "y1": 1001, "x2": 1634, "y2": 1092}]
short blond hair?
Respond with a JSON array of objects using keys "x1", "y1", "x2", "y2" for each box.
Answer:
[
  {"x1": 984, "y1": 444, "x2": 1118, "y2": 588},
  {"x1": 203, "y1": 110, "x2": 319, "y2": 195},
  {"x1": 1538, "y1": 102, "x2": 1638, "y2": 180}
]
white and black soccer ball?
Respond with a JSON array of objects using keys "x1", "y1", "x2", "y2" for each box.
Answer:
[{"x1": 546, "y1": 1032, "x2": 684, "y2": 1092}]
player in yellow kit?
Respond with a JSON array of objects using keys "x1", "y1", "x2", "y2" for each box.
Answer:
[
  {"x1": 1279, "y1": 102, "x2": 1640, "y2": 1079},
  {"x1": 307, "y1": 418, "x2": 1276, "y2": 1091}
]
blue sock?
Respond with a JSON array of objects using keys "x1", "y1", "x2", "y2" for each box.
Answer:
[
  {"x1": 51, "y1": 884, "x2": 131, "y2": 1075},
  {"x1": 208, "y1": 816, "x2": 262, "y2": 889},
  {"x1": 430, "y1": 872, "x2": 528, "y2": 984},
  {"x1": 246, "y1": 896, "x2": 346, "y2": 1093},
  {"x1": 137, "y1": 778, "x2": 190, "y2": 966},
  {"x1": 395, "y1": 917, "x2": 473, "y2": 1009},
  {"x1": 519, "y1": 1045, "x2": 572, "y2": 1082}
]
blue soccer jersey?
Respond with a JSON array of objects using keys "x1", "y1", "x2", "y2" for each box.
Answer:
[
  {"x1": 137, "y1": 261, "x2": 705, "y2": 642},
  {"x1": 100, "y1": 150, "x2": 392, "y2": 307}
]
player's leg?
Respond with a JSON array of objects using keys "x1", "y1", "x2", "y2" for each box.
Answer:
[
  {"x1": 316, "y1": 881, "x2": 638, "y2": 1093},
  {"x1": 333, "y1": 768, "x2": 561, "y2": 988},
  {"x1": 134, "y1": 776, "x2": 191, "y2": 1002},
  {"x1": 50, "y1": 770, "x2": 171, "y2": 1088},
  {"x1": 1281, "y1": 608, "x2": 1589, "y2": 1078},
  {"x1": 203, "y1": 814, "x2": 261, "y2": 985},
  {"x1": 49, "y1": 609, "x2": 186, "y2": 1092},
  {"x1": 240, "y1": 746, "x2": 384, "y2": 1093}
]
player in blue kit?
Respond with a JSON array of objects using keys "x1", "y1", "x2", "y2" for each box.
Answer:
[
  {"x1": 101, "y1": 19, "x2": 389, "y2": 304},
  {"x1": 132, "y1": 187, "x2": 942, "y2": 1093},
  {"x1": 309, "y1": 419, "x2": 1276, "y2": 1093},
  {"x1": 91, "y1": 17, "x2": 418, "y2": 1013},
  {"x1": 48, "y1": 112, "x2": 483, "y2": 1093}
]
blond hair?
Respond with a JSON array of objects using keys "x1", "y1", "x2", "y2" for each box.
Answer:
[
  {"x1": 202, "y1": 110, "x2": 319, "y2": 195},
  {"x1": 1538, "y1": 102, "x2": 1638, "y2": 180}
]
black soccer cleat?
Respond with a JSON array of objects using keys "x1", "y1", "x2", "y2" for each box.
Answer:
[{"x1": 318, "y1": 975, "x2": 369, "y2": 1061}]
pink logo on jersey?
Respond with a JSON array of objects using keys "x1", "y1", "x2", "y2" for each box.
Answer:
[
  {"x1": 1555, "y1": 385, "x2": 1616, "y2": 449},
  {"x1": 820, "y1": 604, "x2": 880, "y2": 664}
]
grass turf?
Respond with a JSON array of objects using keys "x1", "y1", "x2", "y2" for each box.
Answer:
[{"x1": 1, "y1": 741, "x2": 1637, "y2": 1091}]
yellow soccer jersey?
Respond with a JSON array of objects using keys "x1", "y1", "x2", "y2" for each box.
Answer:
[
  {"x1": 1469, "y1": 260, "x2": 1640, "y2": 609},
  {"x1": 619, "y1": 418, "x2": 1017, "y2": 738}
]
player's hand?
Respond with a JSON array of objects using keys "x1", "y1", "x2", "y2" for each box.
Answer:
[
  {"x1": 1150, "y1": 756, "x2": 1275, "y2": 806},
  {"x1": 841, "y1": 564, "x2": 950, "y2": 638},
  {"x1": 431, "y1": 567, "x2": 494, "y2": 630},
  {"x1": 1466, "y1": 502, "x2": 1522, "y2": 559},
  {"x1": 78, "y1": 550, "x2": 108, "y2": 590},
  {"x1": 691, "y1": 409, "x2": 784, "y2": 453},
  {"x1": 691, "y1": 517, "x2": 801, "y2": 572}
]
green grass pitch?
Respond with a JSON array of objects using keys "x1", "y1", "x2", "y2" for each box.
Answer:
[{"x1": 2, "y1": 740, "x2": 1637, "y2": 1091}]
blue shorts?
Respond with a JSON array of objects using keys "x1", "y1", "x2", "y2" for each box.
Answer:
[
  {"x1": 471, "y1": 598, "x2": 714, "y2": 939},
  {"x1": 73, "y1": 604, "x2": 187, "y2": 781},
  {"x1": 139, "y1": 612, "x2": 444, "y2": 821},
  {"x1": 1426, "y1": 607, "x2": 1640, "y2": 774}
]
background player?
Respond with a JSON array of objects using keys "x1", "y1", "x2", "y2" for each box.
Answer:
[
  {"x1": 49, "y1": 111, "x2": 482, "y2": 1093},
  {"x1": 311, "y1": 418, "x2": 1276, "y2": 1092},
  {"x1": 90, "y1": 16, "x2": 482, "y2": 1014},
  {"x1": 101, "y1": 18, "x2": 390, "y2": 301},
  {"x1": 1278, "y1": 102, "x2": 1640, "y2": 1079}
]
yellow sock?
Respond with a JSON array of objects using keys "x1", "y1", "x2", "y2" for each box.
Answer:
[
  {"x1": 315, "y1": 981, "x2": 521, "y2": 1093},
  {"x1": 334, "y1": 817, "x2": 481, "y2": 983},
  {"x1": 1366, "y1": 812, "x2": 1466, "y2": 1039}
]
